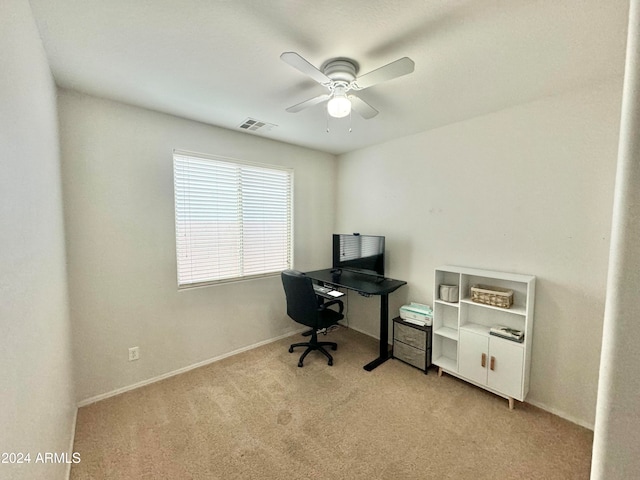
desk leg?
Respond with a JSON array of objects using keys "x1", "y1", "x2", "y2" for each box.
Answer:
[{"x1": 364, "y1": 294, "x2": 391, "y2": 371}]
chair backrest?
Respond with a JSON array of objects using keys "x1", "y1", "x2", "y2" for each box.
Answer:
[{"x1": 281, "y1": 270, "x2": 320, "y2": 328}]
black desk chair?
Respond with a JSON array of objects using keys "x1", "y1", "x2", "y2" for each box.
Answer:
[{"x1": 281, "y1": 270, "x2": 344, "y2": 367}]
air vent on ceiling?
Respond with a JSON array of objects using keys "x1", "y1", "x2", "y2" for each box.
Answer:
[{"x1": 238, "y1": 118, "x2": 277, "y2": 132}]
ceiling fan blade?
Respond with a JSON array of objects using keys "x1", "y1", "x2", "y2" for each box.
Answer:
[
  {"x1": 286, "y1": 93, "x2": 331, "y2": 113},
  {"x1": 280, "y1": 52, "x2": 331, "y2": 85},
  {"x1": 349, "y1": 95, "x2": 379, "y2": 119},
  {"x1": 354, "y1": 57, "x2": 415, "y2": 90}
]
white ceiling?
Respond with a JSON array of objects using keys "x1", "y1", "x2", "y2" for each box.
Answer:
[{"x1": 30, "y1": 0, "x2": 629, "y2": 155}]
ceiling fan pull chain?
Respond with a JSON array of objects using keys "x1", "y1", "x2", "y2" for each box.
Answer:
[{"x1": 349, "y1": 110, "x2": 352, "y2": 133}]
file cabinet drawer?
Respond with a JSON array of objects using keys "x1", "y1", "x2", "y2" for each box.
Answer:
[
  {"x1": 394, "y1": 321, "x2": 431, "y2": 350},
  {"x1": 394, "y1": 340, "x2": 426, "y2": 370}
]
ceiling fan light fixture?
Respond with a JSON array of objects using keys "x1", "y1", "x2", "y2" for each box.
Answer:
[{"x1": 327, "y1": 86, "x2": 351, "y2": 118}]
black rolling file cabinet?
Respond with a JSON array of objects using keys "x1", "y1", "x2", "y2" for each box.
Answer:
[{"x1": 392, "y1": 316, "x2": 432, "y2": 374}]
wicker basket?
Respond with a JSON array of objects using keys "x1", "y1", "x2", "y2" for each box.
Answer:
[{"x1": 470, "y1": 284, "x2": 514, "y2": 309}]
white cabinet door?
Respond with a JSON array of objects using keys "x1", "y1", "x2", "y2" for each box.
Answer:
[
  {"x1": 458, "y1": 330, "x2": 488, "y2": 385},
  {"x1": 487, "y1": 337, "x2": 524, "y2": 400},
  {"x1": 459, "y1": 330, "x2": 525, "y2": 401}
]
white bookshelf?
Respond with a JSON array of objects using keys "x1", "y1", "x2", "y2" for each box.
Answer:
[{"x1": 432, "y1": 266, "x2": 535, "y2": 409}]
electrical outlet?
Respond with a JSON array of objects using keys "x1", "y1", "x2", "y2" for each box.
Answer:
[{"x1": 128, "y1": 346, "x2": 140, "y2": 361}]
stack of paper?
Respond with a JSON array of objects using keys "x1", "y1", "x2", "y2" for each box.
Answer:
[{"x1": 403, "y1": 317, "x2": 427, "y2": 327}]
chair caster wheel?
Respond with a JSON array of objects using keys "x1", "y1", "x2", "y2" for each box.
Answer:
[
  {"x1": 328, "y1": 359, "x2": 333, "y2": 366},
  {"x1": 297, "y1": 362, "x2": 303, "y2": 367},
  {"x1": 332, "y1": 345, "x2": 337, "y2": 351},
  {"x1": 289, "y1": 347, "x2": 294, "y2": 353}
]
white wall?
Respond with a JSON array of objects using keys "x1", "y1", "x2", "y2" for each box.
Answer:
[
  {"x1": 0, "y1": 1, "x2": 76, "y2": 479},
  {"x1": 592, "y1": 2, "x2": 640, "y2": 476},
  {"x1": 58, "y1": 90, "x2": 337, "y2": 403},
  {"x1": 336, "y1": 80, "x2": 622, "y2": 427}
]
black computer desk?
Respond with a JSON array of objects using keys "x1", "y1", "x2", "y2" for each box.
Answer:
[{"x1": 304, "y1": 268, "x2": 407, "y2": 371}]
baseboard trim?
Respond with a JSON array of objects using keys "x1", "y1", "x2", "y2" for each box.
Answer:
[
  {"x1": 526, "y1": 399, "x2": 595, "y2": 431},
  {"x1": 77, "y1": 329, "x2": 306, "y2": 408},
  {"x1": 66, "y1": 407, "x2": 78, "y2": 480}
]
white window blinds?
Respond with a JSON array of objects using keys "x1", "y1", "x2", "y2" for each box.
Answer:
[{"x1": 173, "y1": 151, "x2": 293, "y2": 288}]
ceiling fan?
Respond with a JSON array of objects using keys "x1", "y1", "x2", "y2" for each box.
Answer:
[{"x1": 280, "y1": 52, "x2": 415, "y2": 120}]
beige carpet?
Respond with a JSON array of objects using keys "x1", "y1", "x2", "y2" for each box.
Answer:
[{"x1": 70, "y1": 327, "x2": 593, "y2": 479}]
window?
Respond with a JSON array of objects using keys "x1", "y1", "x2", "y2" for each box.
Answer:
[{"x1": 173, "y1": 150, "x2": 293, "y2": 288}]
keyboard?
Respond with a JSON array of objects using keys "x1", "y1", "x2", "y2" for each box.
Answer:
[
  {"x1": 313, "y1": 284, "x2": 331, "y2": 295},
  {"x1": 313, "y1": 284, "x2": 345, "y2": 298}
]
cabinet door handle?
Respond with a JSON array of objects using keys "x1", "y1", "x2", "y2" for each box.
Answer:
[
  {"x1": 490, "y1": 356, "x2": 496, "y2": 371},
  {"x1": 481, "y1": 353, "x2": 486, "y2": 368}
]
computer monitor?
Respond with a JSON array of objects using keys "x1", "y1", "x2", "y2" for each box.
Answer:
[{"x1": 332, "y1": 234, "x2": 385, "y2": 276}]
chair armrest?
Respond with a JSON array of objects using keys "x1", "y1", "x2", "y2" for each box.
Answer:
[{"x1": 319, "y1": 299, "x2": 344, "y2": 314}]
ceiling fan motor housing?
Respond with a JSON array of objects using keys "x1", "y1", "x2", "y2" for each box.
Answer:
[{"x1": 322, "y1": 59, "x2": 358, "y2": 84}]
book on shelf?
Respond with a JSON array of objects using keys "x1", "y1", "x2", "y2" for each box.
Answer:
[{"x1": 489, "y1": 325, "x2": 524, "y2": 343}]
